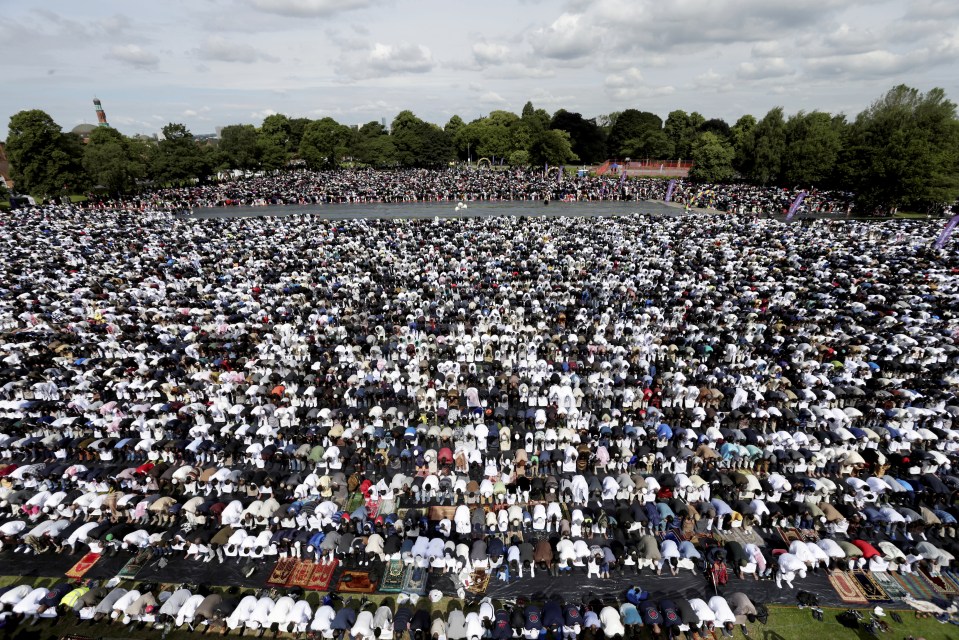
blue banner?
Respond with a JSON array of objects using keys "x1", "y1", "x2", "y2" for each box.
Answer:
[
  {"x1": 665, "y1": 179, "x2": 677, "y2": 202},
  {"x1": 785, "y1": 191, "x2": 807, "y2": 220},
  {"x1": 935, "y1": 213, "x2": 959, "y2": 249}
]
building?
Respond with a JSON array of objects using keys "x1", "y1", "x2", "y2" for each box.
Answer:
[
  {"x1": 71, "y1": 123, "x2": 98, "y2": 143},
  {"x1": 93, "y1": 98, "x2": 110, "y2": 127}
]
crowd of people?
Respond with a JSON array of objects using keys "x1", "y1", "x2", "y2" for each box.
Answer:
[
  {"x1": 80, "y1": 168, "x2": 855, "y2": 217},
  {"x1": 0, "y1": 202, "x2": 957, "y2": 637},
  {"x1": 0, "y1": 585, "x2": 768, "y2": 639}
]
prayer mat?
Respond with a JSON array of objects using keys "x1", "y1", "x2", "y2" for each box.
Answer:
[
  {"x1": 345, "y1": 493, "x2": 365, "y2": 514},
  {"x1": 380, "y1": 559, "x2": 407, "y2": 593},
  {"x1": 66, "y1": 553, "x2": 101, "y2": 580},
  {"x1": 872, "y1": 571, "x2": 909, "y2": 599},
  {"x1": 402, "y1": 564, "x2": 429, "y2": 596},
  {"x1": 336, "y1": 570, "x2": 377, "y2": 594},
  {"x1": 365, "y1": 499, "x2": 380, "y2": 521},
  {"x1": 851, "y1": 571, "x2": 892, "y2": 602},
  {"x1": 941, "y1": 570, "x2": 959, "y2": 594},
  {"x1": 688, "y1": 531, "x2": 714, "y2": 547},
  {"x1": 465, "y1": 569, "x2": 491, "y2": 596},
  {"x1": 429, "y1": 506, "x2": 457, "y2": 521},
  {"x1": 919, "y1": 567, "x2": 959, "y2": 596},
  {"x1": 777, "y1": 528, "x2": 804, "y2": 545},
  {"x1": 117, "y1": 550, "x2": 152, "y2": 580},
  {"x1": 286, "y1": 560, "x2": 316, "y2": 588},
  {"x1": 799, "y1": 529, "x2": 819, "y2": 542},
  {"x1": 306, "y1": 559, "x2": 338, "y2": 591},
  {"x1": 377, "y1": 498, "x2": 397, "y2": 516},
  {"x1": 829, "y1": 571, "x2": 868, "y2": 604},
  {"x1": 715, "y1": 528, "x2": 764, "y2": 548},
  {"x1": 658, "y1": 529, "x2": 686, "y2": 542},
  {"x1": 266, "y1": 557, "x2": 297, "y2": 587},
  {"x1": 893, "y1": 572, "x2": 937, "y2": 601}
]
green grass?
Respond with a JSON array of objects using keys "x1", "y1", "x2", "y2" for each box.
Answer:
[
  {"x1": 68, "y1": 195, "x2": 88, "y2": 204},
  {"x1": 763, "y1": 604, "x2": 953, "y2": 640},
  {"x1": 0, "y1": 574, "x2": 954, "y2": 640}
]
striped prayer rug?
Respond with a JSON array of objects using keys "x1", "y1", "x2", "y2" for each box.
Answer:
[{"x1": 829, "y1": 570, "x2": 868, "y2": 604}]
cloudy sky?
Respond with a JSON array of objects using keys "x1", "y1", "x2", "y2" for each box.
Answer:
[{"x1": 1, "y1": 0, "x2": 958, "y2": 138}]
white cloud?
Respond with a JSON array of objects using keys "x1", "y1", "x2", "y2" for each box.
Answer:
[
  {"x1": 528, "y1": 12, "x2": 601, "y2": 60},
  {"x1": 183, "y1": 106, "x2": 212, "y2": 118},
  {"x1": 752, "y1": 41, "x2": 783, "y2": 58},
  {"x1": 604, "y1": 67, "x2": 675, "y2": 100},
  {"x1": 693, "y1": 69, "x2": 734, "y2": 92},
  {"x1": 805, "y1": 29, "x2": 959, "y2": 78},
  {"x1": 472, "y1": 41, "x2": 511, "y2": 66},
  {"x1": 106, "y1": 44, "x2": 159, "y2": 69},
  {"x1": 737, "y1": 57, "x2": 794, "y2": 80},
  {"x1": 479, "y1": 91, "x2": 507, "y2": 105},
  {"x1": 248, "y1": 0, "x2": 377, "y2": 17},
  {"x1": 339, "y1": 42, "x2": 435, "y2": 79},
  {"x1": 250, "y1": 108, "x2": 279, "y2": 120},
  {"x1": 194, "y1": 36, "x2": 278, "y2": 63}
]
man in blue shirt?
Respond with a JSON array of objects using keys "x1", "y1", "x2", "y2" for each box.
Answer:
[{"x1": 625, "y1": 585, "x2": 648, "y2": 606}]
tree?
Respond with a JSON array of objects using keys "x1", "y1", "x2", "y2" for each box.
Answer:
[
  {"x1": 699, "y1": 118, "x2": 731, "y2": 140},
  {"x1": 782, "y1": 111, "x2": 844, "y2": 186},
  {"x1": 256, "y1": 136, "x2": 289, "y2": 172},
  {"x1": 299, "y1": 118, "x2": 352, "y2": 169},
  {"x1": 391, "y1": 111, "x2": 453, "y2": 167},
  {"x1": 520, "y1": 101, "x2": 551, "y2": 133},
  {"x1": 664, "y1": 110, "x2": 701, "y2": 160},
  {"x1": 749, "y1": 107, "x2": 787, "y2": 185},
  {"x1": 417, "y1": 124, "x2": 454, "y2": 167},
  {"x1": 841, "y1": 85, "x2": 959, "y2": 213},
  {"x1": 689, "y1": 132, "x2": 735, "y2": 183},
  {"x1": 151, "y1": 123, "x2": 205, "y2": 185},
  {"x1": 637, "y1": 130, "x2": 674, "y2": 159},
  {"x1": 730, "y1": 114, "x2": 757, "y2": 175},
  {"x1": 83, "y1": 126, "x2": 146, "y2": 195},
  {"x1": 5, "y1": 109, "x2": 85, "y2": 198},
  {"x1": 261, "y1": 114, "x2": 292, "y2": 151},
  {"x1": 607, "y1": 110, "x2": 662, "y2": 157},
  {"x1": 463, "y1": 111, "x2": 521, "y2": 163},
  {"x1": 444, "y1": 115, "x2": 464, "y2": 140},
  {"x1": 550, "y1": 110, "x2": 607, "y2": 164},
  {"x1": 288, "y1": 118, "x2": 312, "y2": 156},
  {"x1": 528, "y1": 129, "x2": 578, "y2": 167},
  {"x1": 353, "y1": 121, "x2": 396, "y2": 167},
  {"x1": 517, "y1": 101, "x2": 551, "y2": 159},
  {"x1": 508, "y1": 150, "x2": 530, "y2": 166},
  {"x1": 595, "y1": 112, "x2": 620, "y2": 131},
  {"x1": 218, "y1": 124, "x2": 260, "y2": 172}
]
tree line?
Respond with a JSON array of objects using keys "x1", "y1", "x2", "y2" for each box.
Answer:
[{"x1": 4, "y1": 84, "x2": 959, "y2": 213}]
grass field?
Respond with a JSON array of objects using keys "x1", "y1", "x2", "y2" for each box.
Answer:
[{"x1": 0, "y1": 575, "x2": 955, "y2": 640}]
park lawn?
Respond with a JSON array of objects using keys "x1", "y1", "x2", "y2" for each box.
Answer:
[
  {"x1": 0, "y1": 574, "x2": 955, "y2": 640},
  {"x1": 894, "y1": 211, "x2": 934, "y2": 219}
]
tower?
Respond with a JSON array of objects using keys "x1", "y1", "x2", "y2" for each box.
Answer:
[{"x1": 93, "y1": 98, "x2": 110, "y2": 127}]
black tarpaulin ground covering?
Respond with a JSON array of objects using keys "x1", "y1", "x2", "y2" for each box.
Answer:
[
  {"x1": 3, "y1": 549, "x2": 842, "y2": 607},
  {"x1": 431, "y1": 567, "x2": 839, "y2": 606}
]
